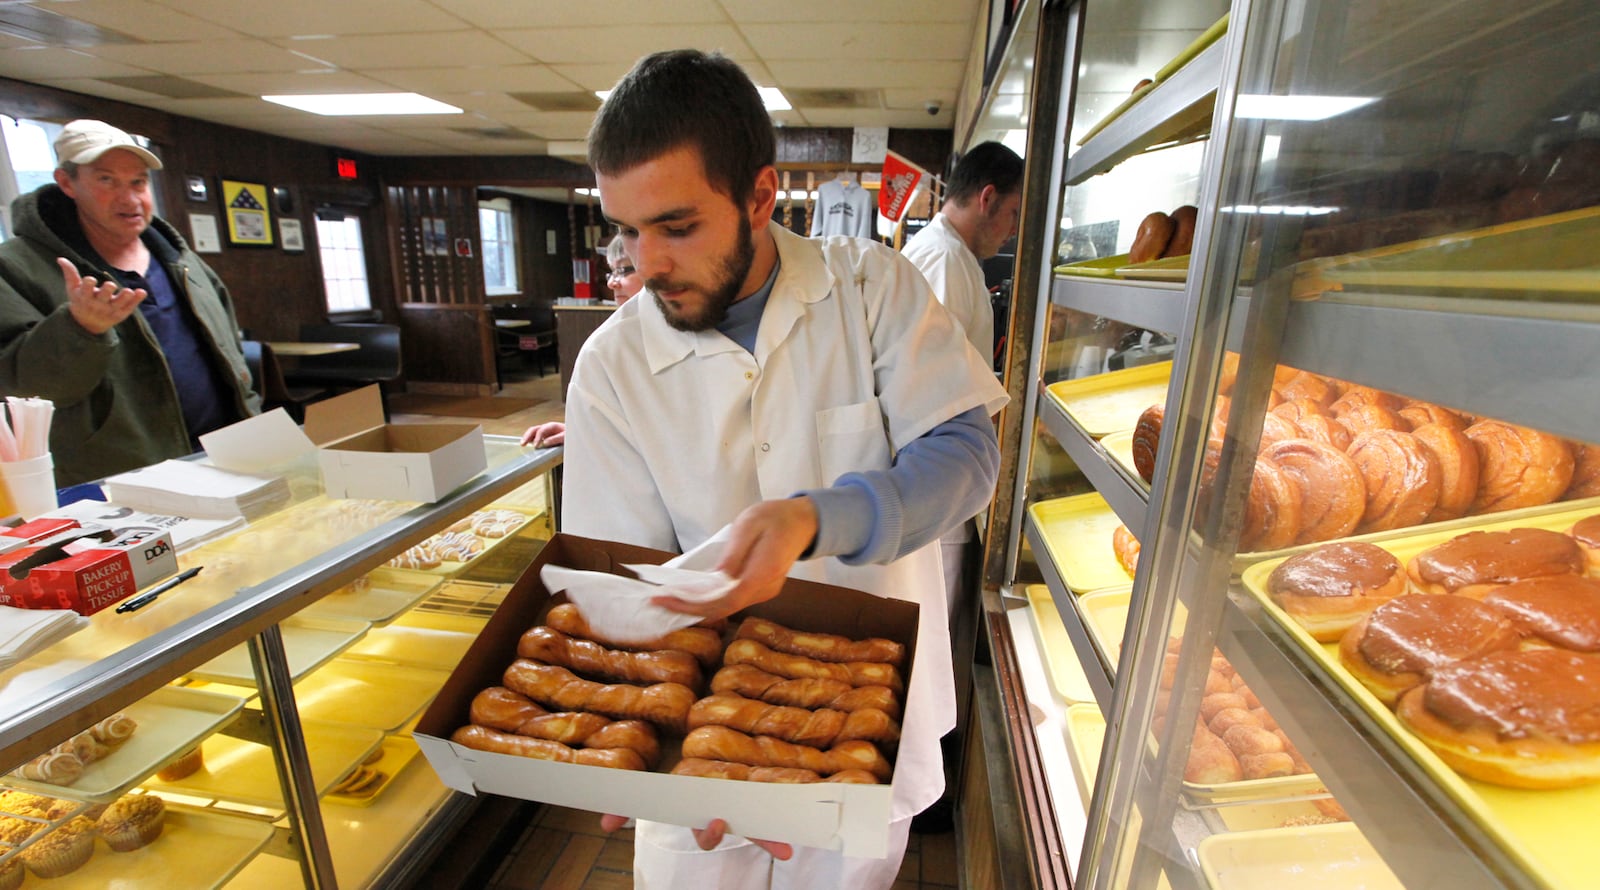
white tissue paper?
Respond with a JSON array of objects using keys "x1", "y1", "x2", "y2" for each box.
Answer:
[{"x1": 538, "y1": 529, "x2": 736, "y2": 644}]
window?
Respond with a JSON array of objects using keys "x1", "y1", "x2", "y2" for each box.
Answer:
[
  {"x1": 315, "y1": 211, "x2": 372, "y2": 313},
  {"x1": 479, "y1": 198, "x2": 519, "y2": 295}
]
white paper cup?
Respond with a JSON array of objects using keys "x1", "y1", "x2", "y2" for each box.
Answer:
[{"x1": 0, "y1": 454, "x2": 58, "y2": 520}]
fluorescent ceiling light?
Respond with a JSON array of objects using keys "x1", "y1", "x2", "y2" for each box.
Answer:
[
  {"x1": 595, "y1": 86, "x2": 791, "y2": 112},
  {"x1": 263, "y1": 93, "x2": 462, "y2": 116},
  {"x1": 1235, "y1": 94, "x2": 1376, "y2": 121}
]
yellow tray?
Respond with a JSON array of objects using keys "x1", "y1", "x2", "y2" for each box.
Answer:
[
  {"x1": 398, "y1": 507, "x2": 544, "y2": 577},
  {"x1": 1064, "y1": 703, "x2": 1105, "y2": 813},
  {"x1": 1198, "y1": 822, "x2": 1400, "y2": 889},
  {"x1": 189, "y1": 616, "x2": 371, "y2": 686},
  {"x1": 145, "y1": 721, "x2": 381, "y2": 810},
  {"x1": 1296, "y1": 204, "x2": 1600, "y2": 300},
  {"x1": 292, "y1": 659, "x2": 448, "y2": 733},
  {"x1": 1029, "y1": 493, "x2": 1138, "y2": 593},
  {"x1": 1044, "y1": 361, "x2": 1171, "y2": 438},
  {"x1": 1054, "y1": 254, "x2": 1129, "y2": 278},
  {"x1": 1076, "y1": 83, "x2": 1157, "y2": 146},
  {"x1": 1152, "y1": 14, "x2": 1229, "y2": 82},
  {"x1": 1239, "y1": 504, "x2": 1600, "y2": 889},
  {"x1": 1023, "y1": 585, "x2": 1094, "y2": 703},
  {"x1": 325, "y1": 735, "x2": 420, "y2": 808},
  {"x1": 342, "y1": 622, "x2": 477, "y2": 672},
  {"x1": 303, "y1": 566, "x2": 443, "y2": 626},
  {"x1": 17, "y1": 804, "x2": 275, "y2": 889},
  {"x1": 1077, "y1": 587, "x2": 1135, "y2": 663},
  {"x1": 1101, "y1": 429, "x2": 1145, "y2": 488},
  {"x1": 1116, "y1": 254, "x2": 1192, "y2": 282}
]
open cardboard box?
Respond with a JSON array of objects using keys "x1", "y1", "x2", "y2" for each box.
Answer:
[
  {"x1": 414, "y1": 534, "x2": 919, "y2": 858},
  {"x1": 304, "y1": 386, "x2": 486, "y2": 502}
]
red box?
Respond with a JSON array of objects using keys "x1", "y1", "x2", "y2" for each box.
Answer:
[{"x1": 0, "y1": 521, "x2": 178, "y2": 615}]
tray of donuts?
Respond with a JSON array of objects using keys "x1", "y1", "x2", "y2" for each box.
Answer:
[
  {"x1": 384, "y1": 507, "x2": 544, "y2": 575},
  {"x1": 414, "y1": 534, "x2": 918, "y2": 857},
  {"x1": 1242, "y1": 507, "x2": 1600, "y2": 888},
  {"x1": 1125, "y1": 362, "x2": 1600, "y2": 565}
]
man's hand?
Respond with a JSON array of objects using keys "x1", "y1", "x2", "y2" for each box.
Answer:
[
  {"x1": 598, "y1": 813, "x2": 793, "y2": 860},
  {"x1": 58, "y1": 257, "x2": 145, "y2": 335},
  {"x1": 520, "y1": 421, "x2": 566, "y2": 448},
  {"x1": 652, "y1": 497, "x2": 819, "y2": 620}
]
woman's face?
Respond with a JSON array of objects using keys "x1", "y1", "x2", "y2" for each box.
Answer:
[{"x1": 606, "y1": 258, "x2": 643, "y2": 303}]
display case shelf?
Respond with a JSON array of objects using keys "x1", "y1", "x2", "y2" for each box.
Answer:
[
  {"x1": 1036, "y1": 386, "x2": 1149, "y2": 532},
  {"x1": 1065, "y1": 37, "x2": 1224, "y2": 186},
  {"x1": 1215, "y1": 596, "x2": 1530, "y2": 889},
  {"x1": 1022, "y1": 521, "x2": 1115, "y2": 707},
  {"x1": 1050, "y1": 276, "x2": 1189, "y2": 335}
]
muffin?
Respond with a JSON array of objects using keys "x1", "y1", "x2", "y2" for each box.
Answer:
[
  {"x1": 21, "y1": 815, "x2": 96, "y2": 878},
  {"x1": 0, "y1": 858, "x2": 23, "y2": 890},
  {"x1": 97, "y1": 794, "x2": 165, "y2": 852},
  {"x1": 0, "y1": 814, "x2": 41, "y2": 847}
]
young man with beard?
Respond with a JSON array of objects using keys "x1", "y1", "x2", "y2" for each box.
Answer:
[{"x1": 561, "y1": 49, "x2": 1008, "y2": 889}]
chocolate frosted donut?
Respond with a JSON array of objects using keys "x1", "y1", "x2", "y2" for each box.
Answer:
[
  {"x1": 1407, "y1": 527, "x2": 1584, "y2": 598},
  {"x1": 1267, "y1": 542, "x2": 1405, "y2": 642},
  {"x1": 1338, "y1": 594, "x2": 1521, "y2": 705},
  {"x1": 1484, "y1": 575, "x2": 1600, "y2": 651}
]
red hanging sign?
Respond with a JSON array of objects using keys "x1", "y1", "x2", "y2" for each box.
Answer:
[{"x1": 879, "y1": 150, "x2": 926, "y2": 223}]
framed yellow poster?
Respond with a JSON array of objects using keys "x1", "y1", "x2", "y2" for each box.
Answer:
[{"x1": 221, "y1": 179, "x2": 273, "y2": 246}]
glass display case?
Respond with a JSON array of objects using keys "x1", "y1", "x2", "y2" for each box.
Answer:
[
  {"x1": 0, "y1": 438, "x2": 560, "y2": 888},
  {"x1": 976, "y1": 0, "x2": 1600, "y2": 887}
]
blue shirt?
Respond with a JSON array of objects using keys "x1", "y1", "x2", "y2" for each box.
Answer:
[{"x1": 126, "y1": 255, "x2": 235, "y2": 444}]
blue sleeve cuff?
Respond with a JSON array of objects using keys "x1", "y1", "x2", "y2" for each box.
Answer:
[{"x1": 796, "y1": 475, "x2": 904, "y2": 565}]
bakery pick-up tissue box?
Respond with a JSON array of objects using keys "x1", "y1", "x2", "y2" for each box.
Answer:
[
  {"x1": 303, "y1": 385, "x2": 487, "y2": 502},
  {"x1": 0, "y1": 519, "x2": 178, "y2": 615},
  {"x1": 414, "y1": 533, "x2": 920, "y2": 859}
]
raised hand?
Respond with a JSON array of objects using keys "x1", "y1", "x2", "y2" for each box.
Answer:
[{"x1": 59, "y1": 257, "x2": 146, "y2": 335}]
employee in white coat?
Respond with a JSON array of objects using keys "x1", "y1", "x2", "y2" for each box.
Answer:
[{"x1": 563, "y1": 49, "x2": 1008, "y2": 889}]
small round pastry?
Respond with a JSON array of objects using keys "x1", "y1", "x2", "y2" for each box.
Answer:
[
  {"x1": 1465, "y1": 420, "x2": 1575, "y2": 514},
  {"x1": 1129, "y1": 211, "x2": 1175, "y2": 264},
  {"x1": 1409, "y1": 423, "x2": 1480, "y2": 522},
  {"x1": 1338, "y1": 594, "x2": 1522, "y2": 705},
  {"x1": 1571, "y1": 515, "x2": 1600, "y2": 573},
  {"x1": 1267, "y1": 541, "x2": 1406, "y2": 642},
  {"x1": 97, "y1": 794, "x2": 166, "y2": 852},
  {"x1": 1256, "y1": 412, "x2": 1301, "y2": 449},
  {"x1": 156, "y1": 746, "x2": 205, "y2": 782},
  {"x1": 1131, "y1": 404, "x2": 1163, "y2": 484},
  {"x1": 1112, "y1": 524, "x2": 1140, "y2": 578},
  {"x1": 1346, "y1": 430, "x2": 1441, "y2": 533},
  {"x1": 1276, "y1": 372, "x2": 1339, "y2": 407},
  {"x1": 1239, "y1": 455, "x2": 1304, "y2": 552},
  {"x1": 1396, "y1": 648, "x2": 1600, "y2": 788},
  {"x1": 1162, "y1": 205, "x2": 1199, "y2": 258},
  {"x1": 1408, "y1": 527, "x2": 1585, "y2": 598},
  {"x1": 1568, "y1": 443, "x2": 1600, "y2": 500},
  {"x1": 1271, "y1": 399, "x2": 1328, "y2": 427},
  {"x1": 1398, "y1": 401, "x2": 1467, "y2": 431},
  {"x1": 1483, "y1": 575, "x2": 1600, "y2": 652},
  {"x1": 1328, "y1": 385, "x2": 1406, "y2": 416},
  {"x1": 21, "y1": 816, "x2": 96, "y2": 878},
  {"x1": 1333, "y1": 402, "x2": 1408, "y2": 438},
  {"x1": 1262, "y1": 439, "x2": 1366, "y2": 545},
  {"x1": 1291, "y1": 414, "x2": 1352, "y2": 451}
]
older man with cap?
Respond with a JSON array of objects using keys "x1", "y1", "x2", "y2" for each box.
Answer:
[{"x1": 0, "y1": 119, "x2": 259, "y2": 486}]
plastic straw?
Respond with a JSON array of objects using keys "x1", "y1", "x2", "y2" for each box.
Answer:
[{"x1": 2, "y1": 397, "x2": 53, "y2": 461}]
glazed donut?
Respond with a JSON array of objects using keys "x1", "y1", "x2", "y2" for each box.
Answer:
[
  {"x1": 1483, "y1": 575, "x2": 1600, "y2": 652},
  {"x1": 1162, "y1": 205, "x2": 1198, "y2": 258},
  {"x1": 1465, "y1": 420, "x2": 1575, "y2": 514},
  {"x1": 1262, "y1": 439, "x2": 1366, "y2": 545},
  {"x1": 1328, "y1": 385, "x2": 1406, "y2": 414},
  {"x1": 1266, "y1": 542, "x2": 1406, "y2": 642},
  {"x1": 1276, "y1": 372, "x2": 1339, "y2": 407},
  {"x1": 1396, "y1": 648, "x2": 1600, "y2": 788},
  {"x1": 1398, "y1": 401, "x2": 1467, "y2": 431},
  {"x1": 1409, "y1": 423, "x2": 1480, "y2": 522},
  {"x1": 1131, "y1": 404, "x2": 1163, "y2": 484},
  {"x1": 1129, "y1": 211, "x2": 1175, "y2": 264},
  {"x1": 1333, "y1": 402, "x2": 1409, "y2": 439},
  {"x1": 1338, "y1": 594, "x2": 1522, "y2": 705},
  {"x1": 1407, "y1": 528, "x2": 1585, "y2": 598},
  {"x1": 1271, "y1": 398, "x2": 1329, "y2": 428},
  {"x1": 1568, "y1": 443, "x2": 1600, "y2": 500},
  {"x1": 1239, "y1": 456, "x2": 1304, "y2": 552},
  {"x1": 1257, "y1": 412, "x2": 1302, "y2": 449},
  {"x1": 1291, "y1": 414, "x2": 1352, "y2": 452},
  {"x1": 1571, "y1": 515, "x2": 1600, "y2": 574},
  {"x1": 1346, "y1": 430, "x2": 1441, "y2": 533}
]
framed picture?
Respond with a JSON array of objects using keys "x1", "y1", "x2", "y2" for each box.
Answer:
[
  {"x1": 272, "y1": 185, "x2": 295, "y2": 215},
  {"x1": 185, "y1": 176, "x2": 209, "y2": 202},
  {"x1": 279, "y1": 218, "x2": 305, "y2": 253},
  {"x1": 423, "y1": 216, "x2": 448, "y2": 255},
  {"x1": 453, "y1": 237, "x2": 473, "y2": 258},
  {"x1": 189, "y1": 213, "x2": 222, "y2": 253},
  {"x1": 220, "y1": 178, "x2": 273, "y2": 246}
]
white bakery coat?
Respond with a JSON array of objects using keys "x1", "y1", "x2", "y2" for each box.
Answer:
[
  {"x1": 563, "y1": 224, "x2": 1009, "y2": 828},
  {"x1": 901, "y1": 212, "x2": 994, "y2": 366}
]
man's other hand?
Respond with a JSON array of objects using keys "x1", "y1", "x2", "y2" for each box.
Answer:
[{"x1": 59, "y1": 257, "x2": 145, "y2": 335}]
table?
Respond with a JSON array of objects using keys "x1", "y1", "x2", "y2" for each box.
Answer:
[{"x1": 267, "y1": 341, "x2": 360, "y2": 356}]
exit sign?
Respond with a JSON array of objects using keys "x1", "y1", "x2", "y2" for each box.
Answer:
[{"x1": 334, "y1": 156, "x2": 359, "y2": 180}]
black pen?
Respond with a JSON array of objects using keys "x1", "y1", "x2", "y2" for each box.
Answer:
[{"x1": 116, "y1": 566, "x2": 203, "y2": 614}]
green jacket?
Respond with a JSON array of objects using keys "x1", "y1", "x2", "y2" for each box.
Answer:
[{"x1": 0, "y1": 185, "x2": 261, "y2": 486}]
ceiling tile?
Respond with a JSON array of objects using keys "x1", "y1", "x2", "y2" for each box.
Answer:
[
  {"x1": 765, "y1": 59, "x2": 965, "y2": 90},
  {"x1": 741, "y1": 22, "x2": 973, "y2": 61},
  {"x1": 92, "y1": 39, "x2": 320, "y2": 74},
  {"x1": 496, "y1": 25, "x2": 755, "y2": 64},
  {"x1": 491, "y1": 110, "x2": 601, "y2": 141},
  {"x1": 546, "y1": 62, "x2": 643, "y2": 92},
  {"x1": 428, "y1": 0, "x2": 726, "y2": 30},
  {"x1": 31, "y1": 77, "x2": 192, "y2": 105},
  {"x1": 0, "y1": 47, "x2": 155, "y2": 79},
  {"x1": 184, "y1": 70, "x2": 398, "y2": 95},
  {"x1": 719, "y1": 0, "x2": 981, "y2": 24},
  {"x1": 33, "y1": 0, "x2": 241, "y2": 42},
  {"x1": 363, "y1": 65, "x2": 578, "y2": 95},
  {"x1": 150, "y1": 0, "x2": 469, "y2": 37},
  {"x1": 275, "y1": 31, "x2": 531, "y2": 69},
  {"x1": 429, "y1": 92, "x2": 555, "y2": 115}
]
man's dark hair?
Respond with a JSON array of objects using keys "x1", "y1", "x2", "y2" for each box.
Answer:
[
  {"x1": 588, "y1": 49, "x2": 775, "y2": 207},
  {"x1": 944, "y1": 141, "x2": 1025, "y2": 206}
]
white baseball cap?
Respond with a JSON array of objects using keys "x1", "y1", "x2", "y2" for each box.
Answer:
[{"x1": 53, "y1": 119, "x2": 164, "y2": 170}]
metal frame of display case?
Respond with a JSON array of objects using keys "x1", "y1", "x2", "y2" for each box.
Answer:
[
  {"x1": 975, "y1": 0, "x2": 1588, "y2": 885},
  {"x1": 0, "y1": 438, "x2": 561, "y2": 888}
]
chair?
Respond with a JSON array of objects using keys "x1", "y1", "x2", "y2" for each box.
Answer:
[
  {"x1": 241, "y1": 340, "x2": 330, "y2": 423},
  {"x1": 282, "y1": 323, "x2": 404, "y2": 399},
  {"x1": 492, "y1": 305, "x2": 558, "y2": 379}
]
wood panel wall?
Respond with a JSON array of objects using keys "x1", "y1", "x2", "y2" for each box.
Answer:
[{"x1": 384, "y1": 185, "x2": 496, "y2": 391}]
